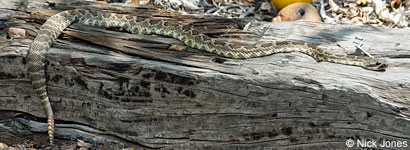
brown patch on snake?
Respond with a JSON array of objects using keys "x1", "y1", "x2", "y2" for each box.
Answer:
[{"x1": 27, "y1": 9, "x2": 388, "y2": 145}]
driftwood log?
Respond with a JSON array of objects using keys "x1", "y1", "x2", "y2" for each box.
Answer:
[{"x1": 1, "y1": 0, "x2": 410, "y2": 149}]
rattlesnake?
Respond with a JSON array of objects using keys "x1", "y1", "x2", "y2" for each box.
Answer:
[{"x1": 27, "y1": 9, "x2": 388, "y2": 145}]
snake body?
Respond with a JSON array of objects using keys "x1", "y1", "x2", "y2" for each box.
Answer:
[{"x1": 27, "y1": 9, "x2": 387, "y2": 145}]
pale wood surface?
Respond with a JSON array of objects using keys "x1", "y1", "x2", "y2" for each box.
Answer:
[{"x1": 0, "y1": 0, "x2": 409, "y2": 149}]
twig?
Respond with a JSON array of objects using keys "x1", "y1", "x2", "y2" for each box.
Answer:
[
  {"x1": 353, "y1": 37, "x2": 374, "y2": 58},
  {"x1": 239, "y1": 6, "x2": 255, "y2": 18},
  {"x1": 320, "y1": 0, "x2": 336, "y2": 23}
]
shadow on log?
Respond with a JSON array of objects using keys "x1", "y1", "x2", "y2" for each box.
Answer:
[{"x1": 0, "y1": 0, "x2": 409, "y2": 149}]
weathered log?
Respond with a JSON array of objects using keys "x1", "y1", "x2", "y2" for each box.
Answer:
[{"x1": 0, "y1": 0, "x2": 410, "y2": 149}]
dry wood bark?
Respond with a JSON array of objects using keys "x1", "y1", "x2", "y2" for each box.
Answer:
[{"x1": 0, "y1": 0, "x2": 410, "y2": 149}]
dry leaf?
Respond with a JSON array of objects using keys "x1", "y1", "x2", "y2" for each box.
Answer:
[
  {"x1": 8, "y1": 27, "x2": 26, "y2": 39},
  {"x1": 169, "y1": 44, "x2": 187, "y2": 51},
  {"x1": 356, "y1": 0, "x2": 368, "y2": 6},
  {"x1": 0, "y1": 142, "x2": 8, "y2": 148},
  {"x1": 77, "y1": 139, "x2": 93, "y2": 149}
]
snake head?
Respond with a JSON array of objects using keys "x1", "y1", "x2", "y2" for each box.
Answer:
[{"x1": 365, "y1": 59, "x2": 388, "y2": 71}]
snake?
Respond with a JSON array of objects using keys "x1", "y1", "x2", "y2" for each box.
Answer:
[{"x1": 27, "y1": 9, "x2": 388, "y2": 145}]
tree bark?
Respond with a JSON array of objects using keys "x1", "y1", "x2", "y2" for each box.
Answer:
[{"x1": 1, "y1": 0, "x2": 410, "y2": 149}]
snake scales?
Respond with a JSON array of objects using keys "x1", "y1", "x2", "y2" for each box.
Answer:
[{"x1": 27, "y1": 9, "x2": 388, "y2": 145}]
